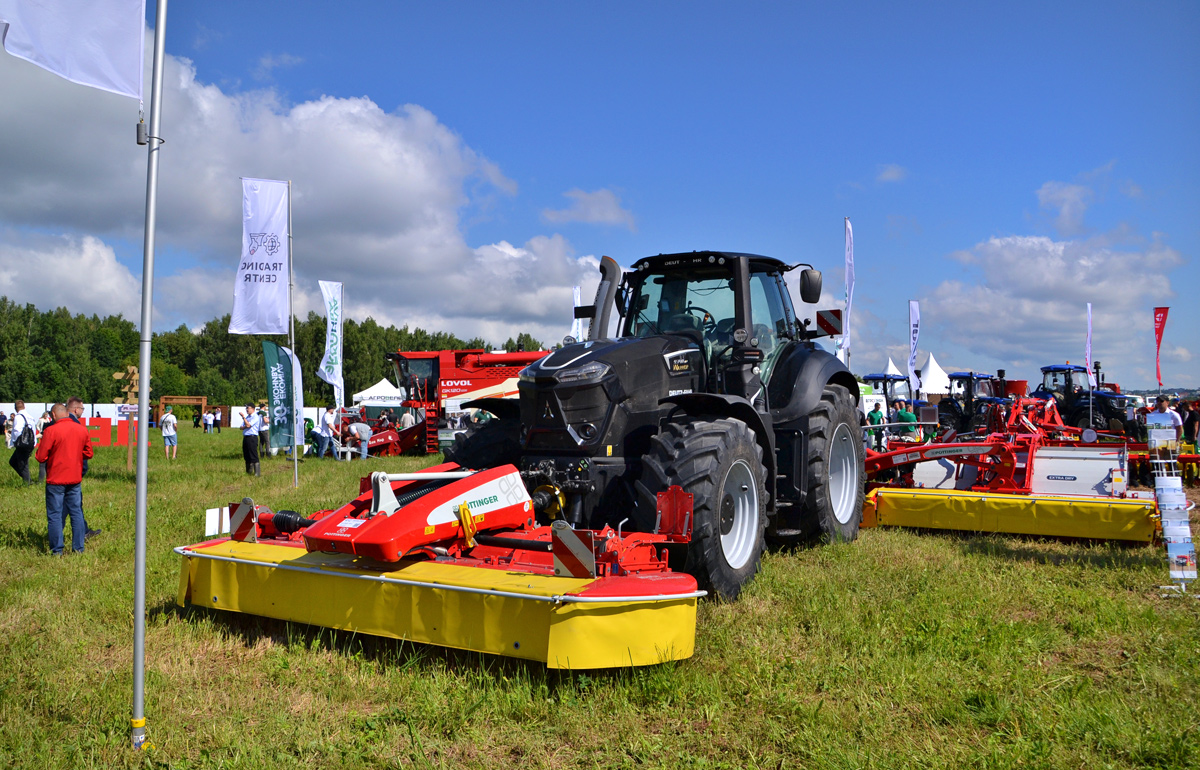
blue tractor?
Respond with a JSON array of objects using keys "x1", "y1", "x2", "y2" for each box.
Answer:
[{"x1": 1030, "y1": 364, "x2": 1133, "y2": 434}]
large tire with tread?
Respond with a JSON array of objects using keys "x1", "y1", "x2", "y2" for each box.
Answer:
[
  {"x1": 444, "y1": 419, "x2": 522, "y2": 469},
  {"x1": 800, "y1": 384, "x2": 865, "y2": 542},
  {"x1": 637, "y1": 418, "x2": 767, "y2": 601}
]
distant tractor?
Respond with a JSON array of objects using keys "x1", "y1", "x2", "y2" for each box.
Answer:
[
  {"x1": 1030, "y1": 363, "x2": 1133, "y2": 434},
  {"x1": 938, "y1": 371, "x2": 1007, "y2": 434},
  {"x1": 861, "y1": 372, "x2": 912, "y2": 407}
]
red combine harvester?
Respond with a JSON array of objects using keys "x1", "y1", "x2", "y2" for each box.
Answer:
[{"x1": 361, "y1": 348, "x2": 549, "y2": 456}]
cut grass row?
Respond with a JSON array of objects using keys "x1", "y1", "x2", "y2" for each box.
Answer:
[{"x1": 0, "y1": 429, "x2": 1196, "y2": 769}]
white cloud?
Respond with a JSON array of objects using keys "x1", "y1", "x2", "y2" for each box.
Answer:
[
  {"x1": 254, "y1": 53, "x2": 303, "y2": 81},
  {"x1": 0, "y1": 36, "x2": 598, "y2": 346},
  {"x1": 876, "y1": 164, "x2": 908, "y2": 183},
  {"x1": 922, "y1": 233, "x2": 1185, "y2": 380},
  {"x1": 0, "y1": 233, "x2": 140, "y2": 319},
  {"x1": 542, "y1": 188, "x2": 636, "y2": 230},
  {"x1": 1037, "y1": 181, "x2": 1092, "y2": 235}
]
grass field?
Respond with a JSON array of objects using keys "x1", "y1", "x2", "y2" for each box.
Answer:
[{"x1": 0, "y1": 429, "x2": 1197, "y2": 769}]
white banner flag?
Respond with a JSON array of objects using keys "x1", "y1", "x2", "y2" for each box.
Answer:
[
  {"x1": 838, "y1": 217, "x2": 854, "y2": 357},
  {"x1": 0, "y1": 0, "x2": 145, "y2": 100},
  {"x1": 317, "y1": 280, "x2": 344, "y2": 407},
  {"x1": 1085, "y1": 303, "x2": 1096, "y2": 387},
  {"x1": 230, "y1": 178, "x2": 290, "y2": 335},
  {"x1": 908, "y1": 300, "x2": 920, "y2": 396}
]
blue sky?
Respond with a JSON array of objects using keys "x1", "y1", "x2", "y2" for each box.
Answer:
[{"x1": 0, "y1": 1, "x2": 1196, "y2": 388}]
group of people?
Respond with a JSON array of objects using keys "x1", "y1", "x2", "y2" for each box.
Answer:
[
  {"x1": 5, "y1": 398, "x2": 101, "y2": 555},
  {"x1": 1147, "y1": 395, "x2": 1199, "y2": 445},
  {"x1": 312, "y1": 406, "x2": 373, "y2": 460},
  {"x1": 197, "y1": 408, "x2": 222, "y2": 433},
  {"x1": 864, "y1": 399, "x2": 922, "y2": 450}
]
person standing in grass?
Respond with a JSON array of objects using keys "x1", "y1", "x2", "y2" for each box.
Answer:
[
  {"x1": 257, "y1": 406, "x2": 270, "y2": 456},
  {"x1": 35, "y1": 403, "x2": 93, "y2": 556},
  {"x1": 160, "y1": 405, "x2": 179, "y2": 460},
  {"x1": 214, "y1": 407, "x2": 222, "y2": 434},
  {"x1": 241, "y1": 404, "x2": 265, "y2": 476},
  {"x1": 7, "y1": 400, "x2": 34, "y2": 485}
]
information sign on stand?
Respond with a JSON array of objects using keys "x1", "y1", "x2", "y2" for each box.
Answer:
[{"x1": 1151, "y1": 429, "x2": 1198, "y2": 594}]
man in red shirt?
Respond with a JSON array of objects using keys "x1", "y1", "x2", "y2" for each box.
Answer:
[{"x1": 35, "y1": 403, "x2": 94, "y2": 555}]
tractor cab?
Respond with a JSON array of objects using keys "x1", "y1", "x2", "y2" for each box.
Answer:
[
  {"x1": 1031, "y1": 363, "x2": 1132, "y2": 432},
  {"x1": 618, "y1": 252, "x2": 822, "y2": 400},
  {"x1": 939, "y1": 372, "x2": 1006, "y2": 433},
  {"x1": 862, "y1": 373, "x2": 912, "y2": 406}
]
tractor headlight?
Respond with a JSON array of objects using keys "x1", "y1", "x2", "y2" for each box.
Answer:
[{"x1": 554, "y1": 361, "x2": 612, "y2": 384}]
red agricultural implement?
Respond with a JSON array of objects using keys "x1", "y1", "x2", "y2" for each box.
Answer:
[
  {"x1": 861, "y1": 396, "x2": 1165, "y2": 542},
  {"x1": 176, "y1": 463, "x2": 703, "y2": 668},
  {"x1": 376, "y1": 348, "x2": 549, "y2": 455}
]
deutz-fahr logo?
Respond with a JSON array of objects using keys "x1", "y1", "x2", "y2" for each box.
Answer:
[{"x1": 249, "y1": 232, "x2": 282, "y2": 256}]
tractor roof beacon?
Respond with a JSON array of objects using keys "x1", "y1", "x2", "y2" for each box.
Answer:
[{"x1": 449, "y1": 251, "x2": 864, "y2": 600}]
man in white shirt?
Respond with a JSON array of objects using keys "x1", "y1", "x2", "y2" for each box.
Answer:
[
  {"x1": 241, "y1": 404, "x2": 265, "y2": 475},
  {"x1": 399, "y1": 409, "x2": 417, "y2": 430},
  {"x1": 1147, "y1": 395, "x2": 1183, "y2": 440},
  {"x1": 7, "y1": 400, "x2": 34, "y2": 485},
  {"x1": 160, "y1": 406, "x2": 178, "y2": 460},
  {"x1": 316, "y1": 406, "x2": 340, "y2": 460}
]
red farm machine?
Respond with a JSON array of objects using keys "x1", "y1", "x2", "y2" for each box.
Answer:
[{"x1": 357, "y1": 348, "x2": 549, "y2": 457}]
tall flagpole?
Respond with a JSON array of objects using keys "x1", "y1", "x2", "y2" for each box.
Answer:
[
  {"x1": 288, "y1": 180, "x2": 298, "y2": 487},
  {"x1": 132, "y1": 0, "x2": 168, "y2": 751}
]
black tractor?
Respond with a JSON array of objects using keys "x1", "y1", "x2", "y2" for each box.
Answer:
[
  {"x1": 451, "y1": 251, "x2": 864, "y2": 600},
  {"x1": 1030, "y1": 363, "x2": 1133, "y2": 434},
  {"x1": 937, "y1": 371, "x2": 1007, "y2": 434}
]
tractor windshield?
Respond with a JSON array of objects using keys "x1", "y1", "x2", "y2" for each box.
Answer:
[
  {"x1": 1041, "y1": 370, "x2": 1075, "y2": 394},
  {"x1": 625, "y1": 268, "x2": 737, "y2": 339}
]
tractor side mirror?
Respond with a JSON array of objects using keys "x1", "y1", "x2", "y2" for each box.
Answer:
[{"x1": 799, "y1": 269, "x2": 822, "y2": 304}]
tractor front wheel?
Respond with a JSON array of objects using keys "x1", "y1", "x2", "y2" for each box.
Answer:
[
  {"x1": 637, "y1": 418, "x2": 767, "y2": 601},
  {"x1": 799, "y1": 384, "x2": 865, "y2": 542}
]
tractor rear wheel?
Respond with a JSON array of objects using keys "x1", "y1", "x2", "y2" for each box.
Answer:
[
  {"x1": 799, "y1": 384, "x2": 865, "y2": 542},
  {"x1": 637, "y1": 417, "x2": 767, "y2": 601}
]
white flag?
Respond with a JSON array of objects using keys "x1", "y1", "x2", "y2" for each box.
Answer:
[
  {"x1": 908, "y1": 300, "x2": 920, "y2": 396},
  {"x1": 0, "y1": 0, "x2": 145, "y2": 100},
  {"x1": 230, "y1": 178, "x2": 290, "y2": 335},
  {"x1": 1085, "y1": 303, "x2": 1096, "y2": 387},
  {"x1": 838, "y1": 218, "x2": 854, "y2": 355},
  {"x1": 317, "y1": 280, "x2": 344, "y2": 407}
]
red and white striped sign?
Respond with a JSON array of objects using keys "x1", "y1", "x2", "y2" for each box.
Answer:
[
  {"x1": 551, "y1": 520, "x2": 595, "y2": 578},
  {"x1": 229, "y1": 499, "x2": 258, "y2": 543},
  {"x1": 816, "y1": 309, "x2": 843, "y2": 336}
]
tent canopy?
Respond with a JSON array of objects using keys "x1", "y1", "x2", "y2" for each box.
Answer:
[
  {"x1": 352, "y1": 378, "x2": 406, "y2": 404},
  {"x1": 921, "y1": 353, "x2": 951, "y2": 395}
]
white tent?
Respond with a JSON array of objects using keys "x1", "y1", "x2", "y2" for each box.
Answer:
[
  {"x1": 352, "y1": 378, "x2": 406, "y2": 405},
  {"x1": 884, "y1": 357, "x2": 903, "y2": 376},
  {"x1": 921, "y1": 353, "x2": 951, "y2": 395}
]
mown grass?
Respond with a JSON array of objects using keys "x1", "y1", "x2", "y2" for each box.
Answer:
[{"x1": 0, "y1": 429, "x2": 1197, "y2": 769}]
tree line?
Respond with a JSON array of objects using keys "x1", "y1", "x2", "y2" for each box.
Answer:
[{"x1": 0, "y1": 297, "x2": 542, "y2": 408}]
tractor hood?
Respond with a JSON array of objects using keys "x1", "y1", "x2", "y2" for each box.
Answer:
[
  {"x1": 518, "y1": 335, "x2": 706, "y2": 452},
  {"x1": 520, "y1": 335, "x2": 702, "y2": 386}
]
